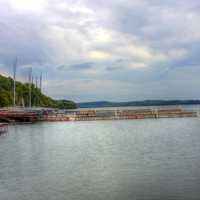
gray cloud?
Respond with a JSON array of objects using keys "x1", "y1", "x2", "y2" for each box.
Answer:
[{"x1": 57, "y1": 62, "x2": 94, "y2": 71}]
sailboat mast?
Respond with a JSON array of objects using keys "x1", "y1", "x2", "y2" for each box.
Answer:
[
  {"x1": 29, "y1": 68, "x2": 32, "y2": 108},
  {"x1": 13, "y1": 58, "x2": 17, "y2": 108}
]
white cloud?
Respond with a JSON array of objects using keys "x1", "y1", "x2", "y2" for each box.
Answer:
[
  {"x1": 8, "y1": 0, "x2": 47, "y2": 13},
  {"x1": 128, "y1": 62, "x2": 147, "y2": 69},
  {"x1": 90, "y1": 28, "x2": 113, "y2": 43},
  {"x1": 167, "y1": 49, "x2": 188, "y2": 60}
]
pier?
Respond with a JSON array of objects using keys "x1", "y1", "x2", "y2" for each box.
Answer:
[
  {"x1": 46, "y1": 108, "x2": 198, "y2": 122},
  {"x1": 0, "y1": 107, "x2": 198, "y2": 123}
]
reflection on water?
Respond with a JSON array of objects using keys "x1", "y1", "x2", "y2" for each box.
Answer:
[{"x1": 0, "y1": 117, "x2": 200, "y2": 200}]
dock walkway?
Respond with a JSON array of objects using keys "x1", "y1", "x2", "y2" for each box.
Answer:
[
  {"x1": 46, "y1": 108, "x2": 198, "y2": 121},
  {"x1": 0, "y1": 108, "x2": 198, "y2": 123}
]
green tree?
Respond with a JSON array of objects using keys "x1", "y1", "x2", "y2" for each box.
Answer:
[{"x1": 0, "y1": 74, "x2": 77, "y2": 109}]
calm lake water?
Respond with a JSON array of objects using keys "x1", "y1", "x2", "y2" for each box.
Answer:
[{"x1": 0, "y1": 116, "x2": 200, "y2": 199}]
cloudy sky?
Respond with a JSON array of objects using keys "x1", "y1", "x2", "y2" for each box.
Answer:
[{"x1": 0, "y1": 0, "x2": 200, "y2": 102}]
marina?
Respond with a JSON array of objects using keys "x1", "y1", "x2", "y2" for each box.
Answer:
[{"x1": 1, "y1": 1, "x2": 200, "y2": 199}]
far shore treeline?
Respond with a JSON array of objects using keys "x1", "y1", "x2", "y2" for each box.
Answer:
[
  {"x1": 0, "y1": 74, "x2": 77, "y2": 109},
  {"x1": 78, "y1": 100, "x2": 200, "y2": 108}
]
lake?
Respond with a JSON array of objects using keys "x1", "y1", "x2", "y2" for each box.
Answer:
[{"x1": 0, "y1": 116, "x2": 200, "y2": 199}]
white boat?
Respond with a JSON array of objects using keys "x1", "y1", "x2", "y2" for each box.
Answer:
[{"x1": 0, "y1": 123, "x2": 8, "y2": 133}]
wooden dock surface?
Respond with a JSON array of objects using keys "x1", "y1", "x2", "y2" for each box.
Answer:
[{"x1": 0, "y1": 108, "x2": 198, "y2": 123}]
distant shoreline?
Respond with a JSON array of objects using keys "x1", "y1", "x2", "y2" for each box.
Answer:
[{"x1": 78, "y1": 100, "x2": 200, "y2": 108}]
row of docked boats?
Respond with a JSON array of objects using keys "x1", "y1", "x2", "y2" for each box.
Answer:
[{"x1": 0, "y1": 108, "x2": 45, "y2": 123}]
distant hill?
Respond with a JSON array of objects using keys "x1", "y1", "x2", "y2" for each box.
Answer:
[
  {"x1": 0, "y1": 74, "x2": 77, "y2": 109},
  {"x1": 78, "y1": 100, "x2": 200, "y2": 108}
]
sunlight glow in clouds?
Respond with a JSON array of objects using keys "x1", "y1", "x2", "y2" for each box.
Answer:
[{"x1": 88, "y1": 51, "x2": 112, "y2": 60}]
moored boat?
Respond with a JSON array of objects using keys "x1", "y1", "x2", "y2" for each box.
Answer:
[{"x1": 0, "y1": 123, "x2": 8, "y2": 133}]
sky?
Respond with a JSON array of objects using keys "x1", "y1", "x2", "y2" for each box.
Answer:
[{"x1": 0, "y1": 0, "x2": 200, "y2": 102}]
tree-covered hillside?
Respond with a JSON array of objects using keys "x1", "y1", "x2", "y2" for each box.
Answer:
[
  {"x1": 78, "y1": 100, "x2": 200, "y2": 108},
  {"x1": 0, "y1": 74, "x2": 77, "y2": 109}
]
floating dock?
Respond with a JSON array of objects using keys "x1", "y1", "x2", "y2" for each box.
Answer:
[
  {"x1": 45, "y1": 108, "x2": 198, "y2": 121},
  {"x1": 0, "y1": 108, "x2": 198, "y2": 123}
]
